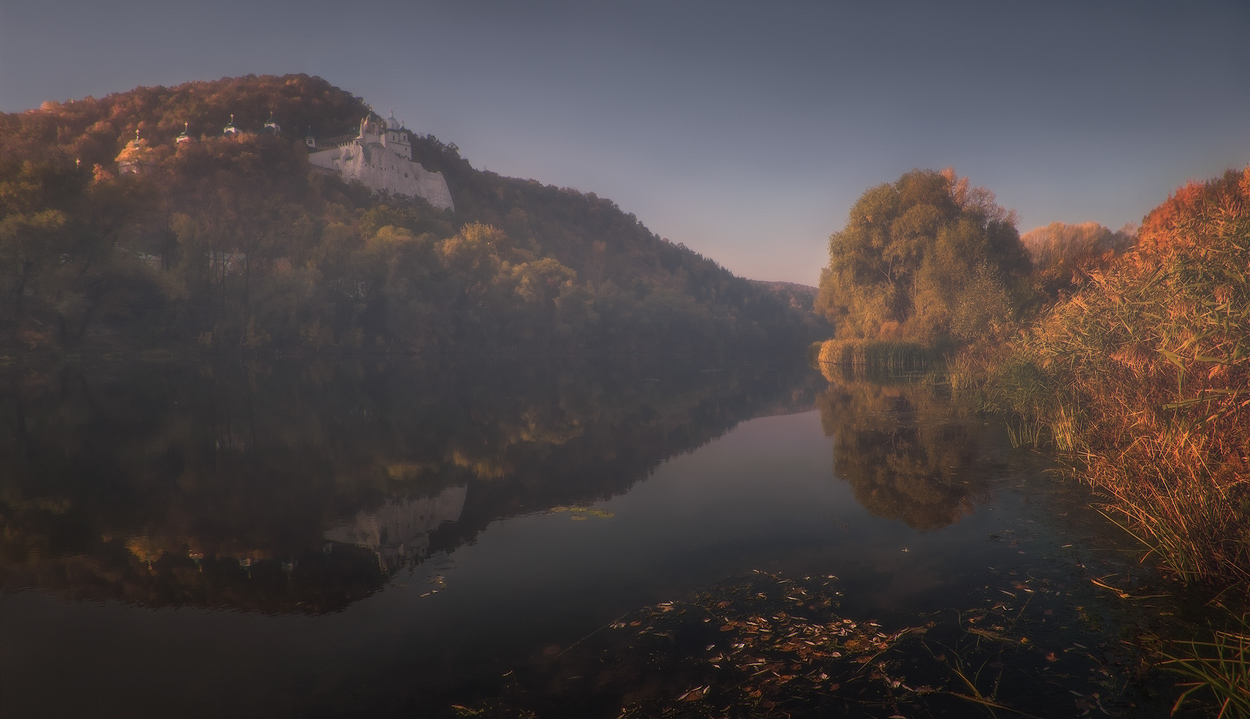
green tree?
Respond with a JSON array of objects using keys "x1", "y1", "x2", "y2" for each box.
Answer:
[
  {"x1": 816, "y1": 169, "x2": 1032, "y2": 345},
  {"x1": 0, "y1": 208, "x2": 68, "y2": 342}
]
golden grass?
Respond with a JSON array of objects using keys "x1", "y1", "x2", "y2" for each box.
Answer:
[
  {"x1": 817, "y1": 339, "x2": 938, "y2": 373},
  {"x1": 1163, "y1": 614, "x2": 1250, "y2": 719},
  {"x1": 984, "y1": 168, "x2": 1250, "y2": 588}
]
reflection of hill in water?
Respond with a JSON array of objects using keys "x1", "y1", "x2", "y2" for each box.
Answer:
[
  {"x1": 0, "y1": 355, "x2": 822, "y2": 613},
  {"x1": 817, "y1": 368, "x2": 1009, "y2": 531}
]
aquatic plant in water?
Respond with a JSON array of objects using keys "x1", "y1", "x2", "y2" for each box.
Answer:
[{"x1": 465, "y1": 570, "x2": 1169, "y2": 718}]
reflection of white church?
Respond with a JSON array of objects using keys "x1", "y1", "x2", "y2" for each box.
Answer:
[
  {"x1": 307, "y1": 113, "x2": 455, "y2": 211},
  {"x1": 324, "y1": 486, "x2": 467, "y2": 572}
]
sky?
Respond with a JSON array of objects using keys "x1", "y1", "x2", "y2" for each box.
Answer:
[{"x1": 2, "y1": 0, "x2": 1248, "y2": 285}]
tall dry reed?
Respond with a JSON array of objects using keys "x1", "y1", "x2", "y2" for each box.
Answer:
[
  {"x1": 989, "y1": 168, "x2": 1250, "y2": 588},
  {"x1": 1163, "y1": 613, "x2": 1250, "y2": 719},
  {"x1": 816, "y1": 339, "x2": 938, "y2": 373}
]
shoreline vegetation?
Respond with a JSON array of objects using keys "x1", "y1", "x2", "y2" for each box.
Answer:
[{"x1": 813, "y1": 167, "x2": 1250, "y2": 716}]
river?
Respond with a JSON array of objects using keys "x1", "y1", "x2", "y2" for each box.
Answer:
[{"x1": 0, "y1": 355, "x2": 1187, "y2": 717}]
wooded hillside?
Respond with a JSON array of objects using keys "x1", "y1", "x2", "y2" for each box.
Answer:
[{"x1": 0, "y1": 74, "x2": 824, "y2": 354}]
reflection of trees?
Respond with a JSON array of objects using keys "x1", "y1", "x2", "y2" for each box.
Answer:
[
  {"x1": 0, "y1": 355, "x2": 823, "y2": 612},
  {"x1": 817, "y1": 370, "x2": 999, "y2": 530}
]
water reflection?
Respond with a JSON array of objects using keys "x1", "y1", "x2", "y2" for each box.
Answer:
[
  {"x1": 0, "y1": 355, "x2": 823, "y2": 613},
  {"x1": 324, "y1": 486, "x2": 467, "y2": 573},
  {"x1": 817, "y1": 366, "x2": 1002, "y2": 530},
  {"x1": 2, "y1": 358, "x2": 1189, "y2": 719}
]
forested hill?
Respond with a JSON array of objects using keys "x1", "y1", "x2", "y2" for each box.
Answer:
[{"x1": 0, "y1": 74, "x2": 825, "y2": 354}]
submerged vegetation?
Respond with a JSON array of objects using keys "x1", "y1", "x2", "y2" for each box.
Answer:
[{"x1": 469, "y1": 569, "x2": 1174, "y2": 718}]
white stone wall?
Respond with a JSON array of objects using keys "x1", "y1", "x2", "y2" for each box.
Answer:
[{"x1": 309, "y1": 139, "x2": 455, "y2": 211}]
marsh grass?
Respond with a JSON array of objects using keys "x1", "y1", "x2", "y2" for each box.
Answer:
[
  {"x1": 1163, "y1": 614, "x2": 1250, "y2": 719},
  {"x1": 944, "y1": 350, "x2": 983, "y2": 392},
  {"x1": 1049, "y1": 403, "x2": 1078, "y2": 453},
  {"x1": 1005, "y1": 415, "x2": 1044, "y2": 449},
  {"x1": 980, "y1": 170, "x2": 1250, "y2": 590},
  {"x1": 809, "y1": 169, "x2": 1250, "y2": 715},
  {"x1": 817, "y1": 339, "x2": 940, "y2": 372}
]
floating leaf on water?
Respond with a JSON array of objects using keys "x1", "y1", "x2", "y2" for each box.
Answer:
[{"x1": 677, "y1": 685, "x2": 708, "y2": 701}]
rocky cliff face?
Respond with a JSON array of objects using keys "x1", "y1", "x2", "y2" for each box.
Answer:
[
  {"x1": 307, "y1": 113, "x2": 455, "y2": 210},
  {"x1": 308, "y1": 137, "x2": 455, "y2": 210}
]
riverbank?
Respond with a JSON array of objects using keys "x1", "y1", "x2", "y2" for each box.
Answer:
[{"x1": 977, "y1": 170, "x2": 1249, "y2": 592}]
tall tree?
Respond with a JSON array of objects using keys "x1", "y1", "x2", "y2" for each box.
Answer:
[{"x1": 816, "y1": 169, "x2": 1031, "y2": 345}]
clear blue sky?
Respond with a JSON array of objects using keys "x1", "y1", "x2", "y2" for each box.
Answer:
[{"x1": 2, "y1": 0, "x2": 1247, "y2": 284}]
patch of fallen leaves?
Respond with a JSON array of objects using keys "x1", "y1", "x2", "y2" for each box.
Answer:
[{"x1": 461, "y1": 570, "x2": 1166, "y2": 718}]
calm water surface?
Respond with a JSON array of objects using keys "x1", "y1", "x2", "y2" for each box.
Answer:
[{"x1": 0, "y1": 356, "x2": 1184, "y2": 717}]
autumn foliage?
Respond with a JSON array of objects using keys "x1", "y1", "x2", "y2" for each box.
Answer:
[
  {"x1": 1020, "y1": 221, "x2": 1135, "y2": 299},
  {"x1": 995, "y1": 167, "x2": 1250, "y2": 586},
  {"x1": 814, "y1": 169, "x2": 1032, "y2": 368},
  {"x1": 0, "y1": 75, "x2": 820, "y2": 354}
]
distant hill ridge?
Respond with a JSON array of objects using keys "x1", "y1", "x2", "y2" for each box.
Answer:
[{"x1": 0, "y1": 74, "x2": 827, "y2": 353}]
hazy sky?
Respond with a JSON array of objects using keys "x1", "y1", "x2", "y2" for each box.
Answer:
[{"x1": 2, "y1": 1, "x2": 1247, "y2": 284}]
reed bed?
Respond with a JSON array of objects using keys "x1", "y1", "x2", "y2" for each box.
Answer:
[
  {"x1": 986, "y1": 168, "x2": 1250, "y2": 589},
  {"x1": 1163, "y1": 613, "x2": 1250, "y2": 719},
  {"x1": 977, "y1": 187, "x2": 1250, "y2": 713},
  {"x1": 811, "y1": 170, "x2": 1250, "y2": 711},
  {"x1": 816, "y1": 339, "x2": 939, "y2": 373}
]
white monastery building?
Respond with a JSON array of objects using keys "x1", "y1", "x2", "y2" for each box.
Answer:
[{"x1": 307, "y1": 112, "x2": 455, "y2": 211}]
